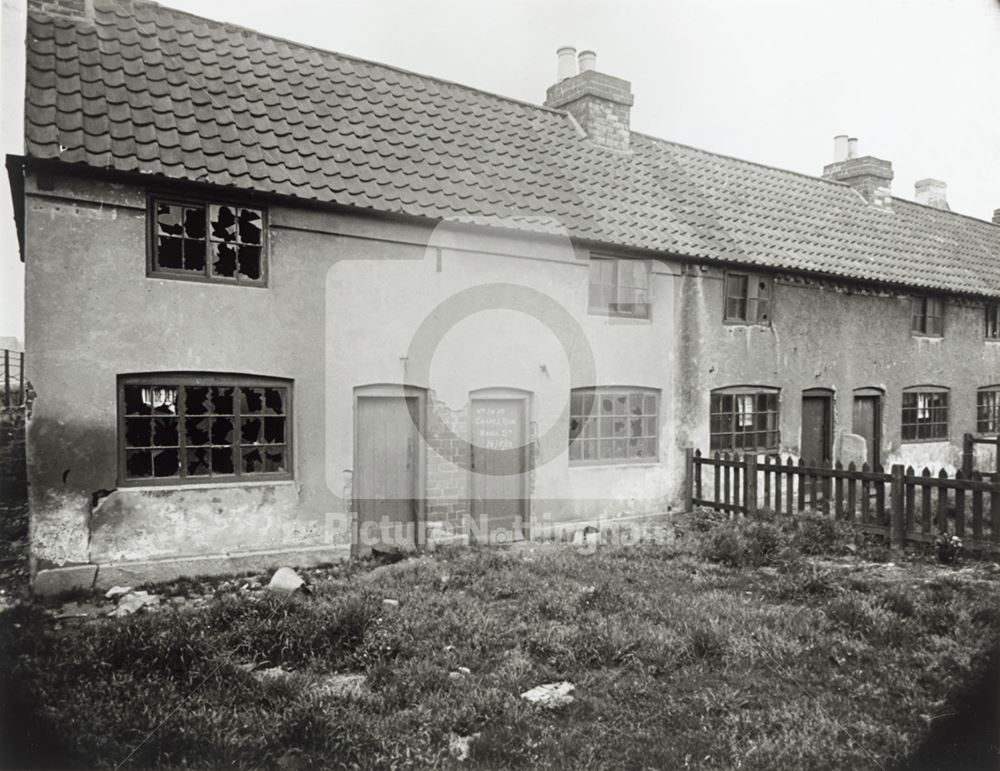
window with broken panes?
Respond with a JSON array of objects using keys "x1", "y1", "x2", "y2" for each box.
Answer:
[
  {"x1": 901, "y1": 388, "x2": 948, "y2": 441},
  {"x1": 568, "y1": 388, "x2": 658, "y2": 463},
  {"x1": 724, "y1": 272, "x2": 772, "y2": 325},
  {"x1": 152, "y1": 199, "x2": 265, "y2": 284},
  {"x1": 910, "y1": 296, "x2": 944, "y2": 337},
  {"x1": 120, "y1": 377, "x2": 289, "y2": 483},
  {"x1": 710, "y1": 389, "x2": 780, "y2": 452},
  {"x1": 977, "y1": 386, "x2": 1000, "y2": 434}
]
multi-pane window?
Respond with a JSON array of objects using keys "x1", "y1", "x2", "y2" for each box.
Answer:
[
  {"x1": 724, "y1": 273, "x2": 772, "y2": 325},
  {"x1": 910, "y1": 296, "x2": 944, "y2": 336},
  {"x1": 901, "y1": 388, "x2": 949, "y2": 441},
  {"x1": 568, "y1": 388, "x2": 658, "y2": 463},
  {"x1": 151, "y1": 199, "x2": 266, "y2": 284},
  {"x1": 588, "y1": 256, "x2": 651, "y2": 319},
  {"x1": 119, "y1": 375, "x2": 290, "y2": 484},
  {"x1": 710, "y1": 388, "x2": 780, "y2": 452},
  {"x1": 977, "y1": 386, "x2": 1000, "y2": 434},
  {"x1": 986, "y1": 303, "x2": 1000, "y2": 340}
]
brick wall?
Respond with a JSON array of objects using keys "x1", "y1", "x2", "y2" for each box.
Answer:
[{"x1": 425, "y1": 396, "x2": 470, "y2": 527}]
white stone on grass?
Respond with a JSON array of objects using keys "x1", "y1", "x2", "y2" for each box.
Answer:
[
  {"x1": 267, "y1": 567, "x2": 307, "y2": 594},
  {"x1": 520, "y1": 681, "x2": 575, "y2": 708}
]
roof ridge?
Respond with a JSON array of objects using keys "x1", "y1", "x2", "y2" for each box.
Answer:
[{"x1": 118, "y1": 0, "x2": 573, "y2": 119}]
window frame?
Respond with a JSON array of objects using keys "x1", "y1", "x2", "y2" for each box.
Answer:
[
  {"x1": 587, "y1": 255, "x2": 652, "y2": 320},
  {"x1": 709, "y1": 386, "x2": 781, "y2": 453},
  {"x1": 985, "y1": 303, "x2": 1000, "y2": 341},
  {"x1": 910, "y1": 296, "x2": 944, "y2": 337},
  {"x1": 977, "y1": 385, "x2": 1000, "y2": 435},
  {"x1": 723, "y1": 271, "x2": 773, "y2": 326},
  {"x1": 900, "y1": 386, "x2": 949, "y2": 442},
  {"x1": 147, "y1": 194, "x2": 269, "y2": 287},
  {"x1": 117, "y1": 373, "x2": 293, "y2": 487},
  {"x1": 568, "y1": 386, "x2": 659, "y2": 465}
]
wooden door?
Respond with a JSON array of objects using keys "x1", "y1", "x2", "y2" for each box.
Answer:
[
  {"x1": 355, "y1": 396, "x2": 420, "y2": 548},
  {"x1": 852, "y1": 395, "x2": 881, "y2": 468},
  {"x1": 470, "y1": 398, "x2": 528, "y2": 543},
  {"x1": 801, "y1": 394, "x2": 832, "y2": 465}
]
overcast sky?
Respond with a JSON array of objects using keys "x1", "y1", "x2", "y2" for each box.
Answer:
[{"x1": 1, "y1": 0, "x2": 998, "y2": 339}]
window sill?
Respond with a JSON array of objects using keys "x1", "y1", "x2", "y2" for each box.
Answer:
[
  {"x1": 722, "y1": 320, "x2": 772, "y2": 328},
  {"x1": 569, "y1": 460, "x2": 661, "y2": 469},
  {"x1": 910, "y1": 334, "x2": 943, "y2": 340},
  {"x1": 117, "y1": 478, "x2": 295, "y2": 492},
  {"x1": 899, "y1": 438, "x2": 949, "y2": 445}
]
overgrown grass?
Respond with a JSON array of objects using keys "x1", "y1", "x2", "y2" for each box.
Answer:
[{"x1": 2, "y1": 513, "x2": 998, "y2": 769}]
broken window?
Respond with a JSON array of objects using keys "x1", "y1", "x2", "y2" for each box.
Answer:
[
  {"x1": 151, "y1": 199, "x2": 265, "y2": 285},
  {"x1": 568, "y1": 387, "x2": 658, "y2": 463},
  {"x1": 119, "y1": 375, "x2": 290, "y2": 485},
  {"x1": 901, "y1": 387, "x2": 948, "y2": 441},
  {"x1": 588, "y1": 256, "x2": 651, "y2": 319},
  {"x1": 710, "y1": 387, "x2": 780, "y2": 452},
  {"x1": 724, "y1": 272, "x2": 772, "y2": 325}
]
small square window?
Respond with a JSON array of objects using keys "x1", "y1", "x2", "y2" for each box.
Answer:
[
  {"x1": 911, "y1": 296, "x2": 944, "y2": 337},
  {"x1": 710, "y1": 388, "x2": 780, "y2": 451},
  {"x1": 724, "y1": 273, "x2": 772, "y2": 325},
  {"x1": 151, "y1": 199, "x2": 266, "y2": 285},
  {"x1": 588, "y1": 257, "x2": 651, "y2": 319}
]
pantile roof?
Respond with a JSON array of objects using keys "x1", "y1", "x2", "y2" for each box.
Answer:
[{"x1": 21, "y1": 0, "x2": 1000, "y2": 297}]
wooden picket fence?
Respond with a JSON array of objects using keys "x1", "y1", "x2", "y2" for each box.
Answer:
[{"x1": 683, "y1": 438, "x2": 1000, "y2": 553}]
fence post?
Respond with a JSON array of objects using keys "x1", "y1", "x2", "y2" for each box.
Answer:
[
  {"x1": 890, "y1": 464, "x2": 905, "y2": 550},
  {"x1": 3, "y1": 349, "x2": 9, "y2": 408},
  {"x1": 683, "y1": 447, "x2": 694, "y2": 512},
  {"x1": 961, "y1": 433, "x2": 974, "y2": 476},
  {"x1": 745, "y1": 454, "x2": 758, "y2": 517}
]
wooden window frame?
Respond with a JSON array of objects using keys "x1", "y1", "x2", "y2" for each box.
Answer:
[
  {"x1": 910, "y1": 296, "x2": 944, "y2": 337},
  {"x1": 147, "y1": 195, "x2": 269, "y2": 287},
  {"x1": 568, "y1": 387, "x2": 659, "y2": 464},
  {"x1": 977, "y1": 386, "x2": 1000, "y2": 435},
  {"x1": 985, "y1": 303, "x2": 1000, "y2": 341},
  {"x1": 723, "y1": 272, "x2": 773, "y2": 326},
  {"x1": 117, "y1": 373, "x2": 292, "y2": 487},
  {"x1": 710, "y1": 386, "x2": 780, "y2": 452},
  {"x1": 587, "y1": 256, "x2": 652, "y2": 319},
  {"x1": 901, "y1": 386, "x2": 949, "y2": 442}
]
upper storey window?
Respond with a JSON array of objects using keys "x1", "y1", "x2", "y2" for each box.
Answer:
[
  {"x1": 910, "y1": 296, "x2": 944, "y2": 337},
  {"x1": 150, "y1": 198, "x2": 266, "y2": 285},
  {"x1": 588, "y1": 256, "x2": 651, "y2": 319},
  {"x1": 986, "y1": 303, "x2": 1000, "y2": 340},
  {"x1": 724, "y1": 272, "x2": 772, "y2": 325}
]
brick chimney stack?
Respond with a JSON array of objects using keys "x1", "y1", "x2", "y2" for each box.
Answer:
[
  {"x1": 29, "y1": 0, "x2": 94, "y2": 22},
  {"x1": 822, "y1": 135, "x2": 893, "y2": 208},
  {"x1": 914, "y1": 179, "x2": 949, "y2": 211},
  {"x1": 993, "y1": 209, "x2": 1000, "y2": 226},
  {"x1": 544, "y1": 48, "x2": 634, "y2": 152}
]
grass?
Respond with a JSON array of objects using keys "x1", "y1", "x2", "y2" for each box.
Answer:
[{"x1": 1, "y1": 511, "x2": 999, "y2": 769}]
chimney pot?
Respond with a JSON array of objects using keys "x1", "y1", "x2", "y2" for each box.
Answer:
[
  {"x1": 556, "y1": 46, "x2": 577, "y2": 81},
  {"x1": 578, "y1": 50, "x2": 597, "y2": 72},
  {"x1": 833, "y1": 135, "x2": 848, "y2": 162},
  {"x1": 915, "y1": 178, "x2": 949, "y2": 211},
  {"x1": 847, "y1": 137, "x2": 859, "y2": 159}
]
